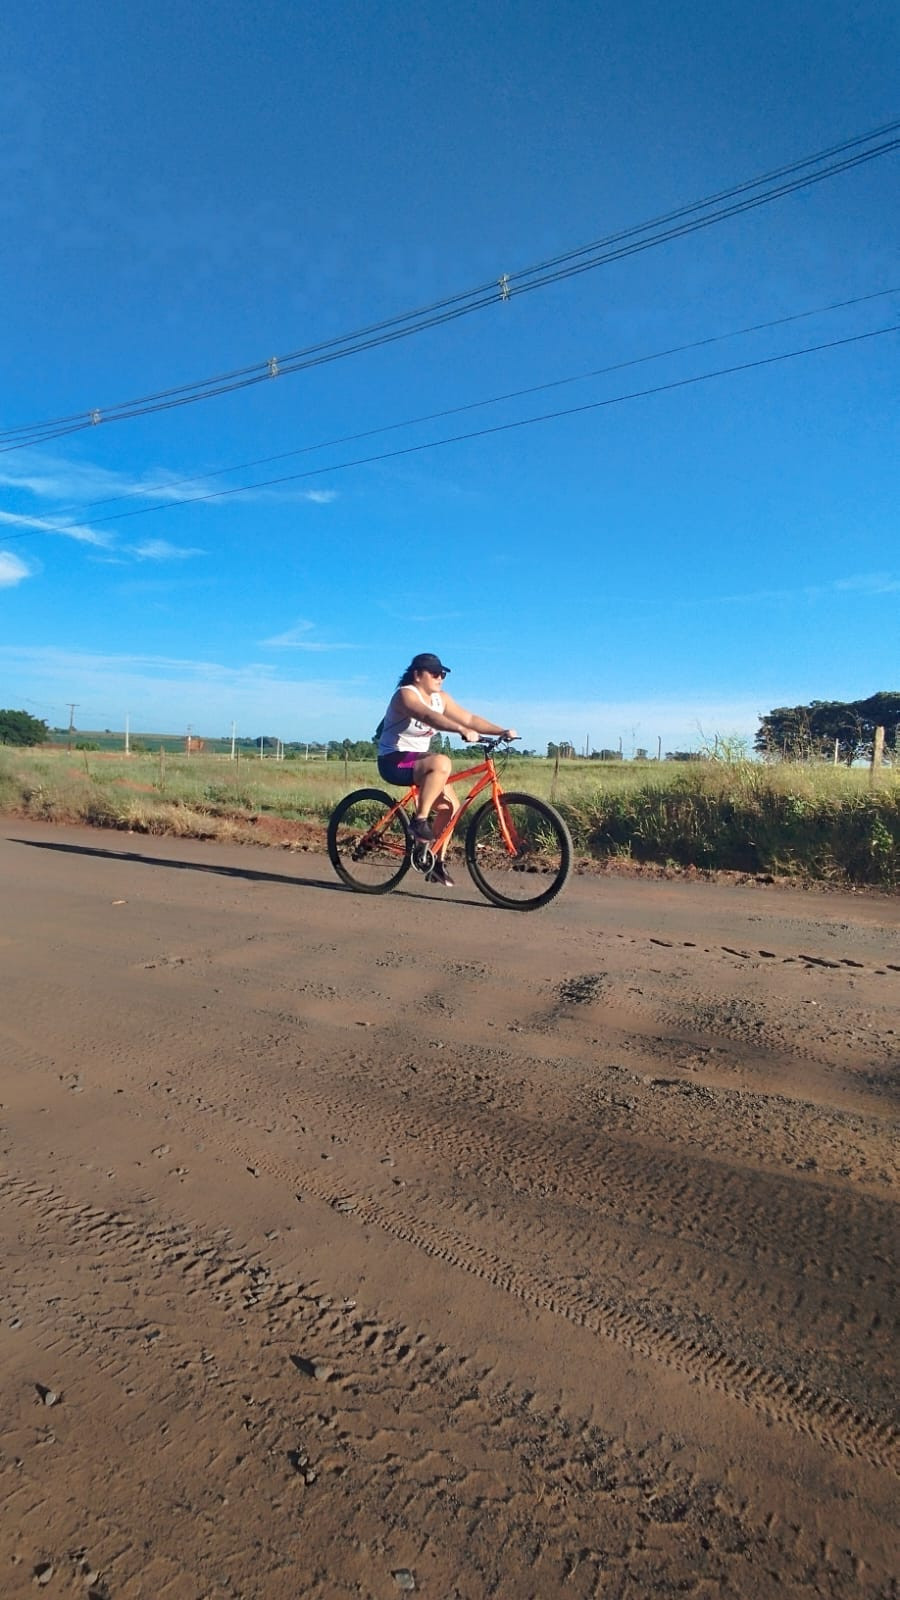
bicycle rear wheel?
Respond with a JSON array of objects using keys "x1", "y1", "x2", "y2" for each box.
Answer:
[
  {"x1": 465, "y1": 792, "x2": 572, "y2": 910},
  {"x1": 327, "y1": 788, "x2": 411, "y2": 893}
]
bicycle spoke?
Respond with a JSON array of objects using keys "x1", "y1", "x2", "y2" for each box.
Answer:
[
  {"x1": 327, "y1": 790, "x2": 411, "y2": 893},
  {"x1": 465, "y1": 793, "x2": 572, "y2": 910}
]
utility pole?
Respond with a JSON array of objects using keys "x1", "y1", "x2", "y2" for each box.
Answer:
[
  {"x1": 125, "y1": 714, "x2": 130, "y2": 756},
  {"x1": 66, "y1": 703, "x2": 79, "y2": 750},
  {"x1": 187, "y1": 723, "x2": 192, "y2": 757},
  {"x1": 230, "y1": 721, "x2": 236, "y2": 761}
]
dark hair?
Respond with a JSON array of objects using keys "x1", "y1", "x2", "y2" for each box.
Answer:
[{"x1": 397, "y1": 651, "x2": 451, "y2": 686}]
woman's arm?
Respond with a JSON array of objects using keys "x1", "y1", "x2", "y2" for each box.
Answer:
[
  {"x1": 395, "y1": 685, "x2": 475, "y2": 738},
  {"x1": 441, "y1": 693, "x2": 518, "y2": 741}
]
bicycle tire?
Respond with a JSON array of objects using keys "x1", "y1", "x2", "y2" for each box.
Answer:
[
  {"x1": 327, "y1": 788, "x2": 411, "y2": 894},
  {"x1": 465, "y1": 792, "x2": 572, "y2": 910}
]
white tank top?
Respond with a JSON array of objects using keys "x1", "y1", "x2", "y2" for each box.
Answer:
[{"x1": 377, "y1": 687, "x2": 444, "y2": 755}]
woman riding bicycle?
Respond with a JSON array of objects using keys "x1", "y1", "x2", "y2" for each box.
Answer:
[{"x1": 376, "y1": 652, "x2": 518, "y2": 887}]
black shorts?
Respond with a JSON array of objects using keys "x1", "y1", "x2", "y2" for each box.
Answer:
[{"x1": 377, "y1": 750, "x2": 421, "y2": 787}]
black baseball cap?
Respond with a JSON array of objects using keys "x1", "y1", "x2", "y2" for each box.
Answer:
[{"x1": 410, "y1": 652, "x2": 450, "y2": 676}]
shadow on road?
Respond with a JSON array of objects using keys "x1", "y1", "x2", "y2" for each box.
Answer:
[
  {"x1": 7, "y1": 835, "x2": 495, "y2": 909},
  {"x1": 7, "y1": 835, "x2": 347, "y2": 893}
]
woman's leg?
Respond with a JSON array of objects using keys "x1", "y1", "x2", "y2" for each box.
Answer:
[
  {"x1": 430, "y1": 781, "x2": 460, "y2": 857},
  {"x1": 413, "y1": 753, "x2": 452, "y2": 821}
]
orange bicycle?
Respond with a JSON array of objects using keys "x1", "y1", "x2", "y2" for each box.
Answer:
[{"x1": 326, "y1": 737, "x2": 572, "y2": 911}]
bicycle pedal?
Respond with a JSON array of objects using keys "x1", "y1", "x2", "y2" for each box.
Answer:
[{"x1": 411, "y1": 842, "x2": 435, "y2": 873}]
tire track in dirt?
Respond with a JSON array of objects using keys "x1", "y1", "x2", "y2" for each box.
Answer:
[
  {"x1": 3, "y1": 830, "x2": 899, "y2": 1597},
  {"x1": 171, "y1": 950, "x2": 897, "y2": 1172},
  {"x1": 5, "y1": 1170, "x2": 854, "y2": 1600},
  {"x1": 108, "y1": 1057, "x2": 900, "y2": 1472},
  {"x1": 240, "y1": 940, "x2": 898, "y2": 1125},
  {"x1": 148, "y1": 1039, "x2": 896, "y2": 1288},
  {"x1": 7, "y1": 936, "x2": 896, "y2": 1456},
  {"x1": 26, "y1": 1013, "x2": 891, "y2": 1420},
  {"x1": 1, "y1": 1171, "x2": 488, "y2": 1598}
]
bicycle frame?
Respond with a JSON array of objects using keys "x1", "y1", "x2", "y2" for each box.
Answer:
[{"x1": 376, "y1": 748, "x2": 518, "y2": 857}]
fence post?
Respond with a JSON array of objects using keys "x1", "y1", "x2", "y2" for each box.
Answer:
[{"x1": 871, "y1": 725, "x2": 885, "y2": 776}]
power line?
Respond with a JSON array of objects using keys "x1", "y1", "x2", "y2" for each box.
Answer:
[
  {"x1": 11, "y1": 323, "x2": 894, "y2": 538},
  {"x1": 2, "y1": 120, "x2": 897, "y2": 452},
  {"x1": 497, "y1": 120, "x2": 900, "y2": 283},
  {"x1": 9, "y1": 286, "x2": 898, "y2": 525}
]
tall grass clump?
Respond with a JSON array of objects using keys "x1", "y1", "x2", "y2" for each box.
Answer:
[{"x1": 561, "y1": 764, "x2": 899, "y2": 885}]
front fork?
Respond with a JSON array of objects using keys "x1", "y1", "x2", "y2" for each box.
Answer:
[{"x1": 490, "y1": 780, "x2": 518, "y2": 856}]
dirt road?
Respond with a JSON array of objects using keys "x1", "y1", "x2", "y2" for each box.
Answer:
[{"x1": 1, "y1": 821, "x2": 897, "y2": 1599}]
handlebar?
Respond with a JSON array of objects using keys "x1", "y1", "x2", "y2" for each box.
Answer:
[{"x1": 475, "y1": 735, "x2": 519, "y2": 753}]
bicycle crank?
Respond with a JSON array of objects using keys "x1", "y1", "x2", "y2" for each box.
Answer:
[{"x1": 411, "y1": 841, "x2": 435, "y2": 873}]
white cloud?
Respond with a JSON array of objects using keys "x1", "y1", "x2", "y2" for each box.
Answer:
[
  {"x1": 0, "y1": 453, "x2": 219, "y2": 508},
  {"x1": 0, "y1": 644, "x2": 775, "y2": 749},
  {"x1": 0, "y1": 449, "x2": 339, "y2": 520},
  {"x1": 0, "y1": 515, "x2": 204, "y2": 564},
  {"x1": 832, "y1": 573, "x2": 900, "y2": 596},
  {"x1": 0, "y1": 551, "x2": 32, "y2": 588},
  {"x1": 0, "y1": 645, "x2": 376, "y2": 738},
  {"x1": 260, "y1": 620, "x2": 314, "y2": 645},
  {"x1": 0, "y1": 509, "x2": 112, "y2": 547},
  {"x1": 260, "y1": 621, "x2": 355, "y2": 649},
  {"x1": 127, "y1": 539, "x2": 206, "y2": 562},
  {"x1": 717, "y1": 572, "x2": 900, "y2": 605}
]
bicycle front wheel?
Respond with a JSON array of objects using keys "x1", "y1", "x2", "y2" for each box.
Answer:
[
  {"x1": 327, "y1": 788, "x2": 411, "y2": 893},
  {"x1": 465, "y1": 792, "x2": 572, "y2": 910}
]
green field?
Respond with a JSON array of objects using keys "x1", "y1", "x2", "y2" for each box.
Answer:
[{"x1": 1, "y1": 745, "x2": 897, "y2": 887}]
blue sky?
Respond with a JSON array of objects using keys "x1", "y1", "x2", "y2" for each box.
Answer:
[{"x1": 1, "y1": 0, "x2": 897, "y2": 753}]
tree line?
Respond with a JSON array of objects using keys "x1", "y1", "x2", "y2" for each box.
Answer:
[
  {"x1": 2, "y1": 695, "x2": 897, "y2": 762},
  {"x1": 754, "y1": 693, "x2": 899, "y2": 764}
]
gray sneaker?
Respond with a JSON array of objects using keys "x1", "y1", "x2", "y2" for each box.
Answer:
[{"x1": 410, "y1": 816, "x2": 434, "y2": 842}]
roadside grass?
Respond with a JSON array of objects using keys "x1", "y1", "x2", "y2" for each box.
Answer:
[
  {"x1": 0, "y1": 747, "x2": 896, "y2": 887},
  {"x1": 560, "y1": 762, "x2": 899, "y2": 887}
]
